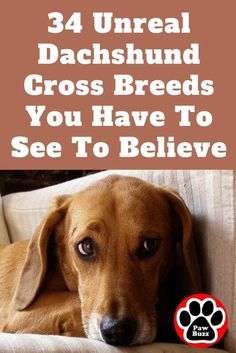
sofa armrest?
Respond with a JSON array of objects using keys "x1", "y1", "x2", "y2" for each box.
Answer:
[
  {"x1": 0, "y1": 194, "x2": 10, "y2": 244},
  {"x1": 0, "y1": 333, "x2": 228, "y2": 353}
]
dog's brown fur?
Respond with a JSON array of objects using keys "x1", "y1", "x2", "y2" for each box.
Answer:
[{"x1": 0, "y1": 175, "x2": 201, "y2": 343}]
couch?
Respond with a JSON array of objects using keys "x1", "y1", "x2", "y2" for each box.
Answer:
[{"x1": 0, "y1": 170, "x2": 235, "y2": 353}]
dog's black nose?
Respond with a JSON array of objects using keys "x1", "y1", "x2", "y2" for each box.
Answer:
[{"x1": 100, "y1": 316, "x2": 137, "y2": 345}]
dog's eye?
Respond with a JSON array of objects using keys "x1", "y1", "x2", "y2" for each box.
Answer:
[
  {"x1": 137, "y1": 238, "x2": 160, "y2": 259},
  {"x1": 143, "y1": 239, "x2": 159, "y2": 252},
  {"x1": 76, "y1": 238, "x2": 94, "y2": 258}
]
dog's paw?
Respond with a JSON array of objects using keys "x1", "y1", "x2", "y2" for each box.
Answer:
[{"x1": 177, "y1": 298, "x2": 226, "y2": 344}]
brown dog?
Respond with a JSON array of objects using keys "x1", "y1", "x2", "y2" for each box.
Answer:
[{"x1": 0, "y1": 175, "x2": 201, "y2": 345}]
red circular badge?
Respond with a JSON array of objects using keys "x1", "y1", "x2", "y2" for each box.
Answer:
[{"x1": 174, "y1": 293, "x2": 228, "y2": 348}]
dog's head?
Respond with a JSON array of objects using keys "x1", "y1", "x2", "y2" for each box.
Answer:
[{"x1": 14, "y1": 175, "x2": 201, "y2": 345}]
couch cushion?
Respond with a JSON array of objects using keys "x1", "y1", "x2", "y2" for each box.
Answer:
[
  {"x1": 2, "y1": 170, "x2": 147, "y2": 242},
  {"x1": 0, "y1": 333, "x2": 228, "y2": 353},
  {"x1": 0, "y1": 194, "x2": 10, "y2": 244}
]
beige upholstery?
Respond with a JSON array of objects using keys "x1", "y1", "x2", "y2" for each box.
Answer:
[
  {"x1": 1, "y1": 170, "x2": 235, "y2": 353},
  {"x1": 0, "y1": 195, "x2": 10, "y2": 244}
]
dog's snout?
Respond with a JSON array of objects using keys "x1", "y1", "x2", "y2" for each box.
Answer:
[{"x1": 100, "y1": 315, "x2": 137, "y2": 345}]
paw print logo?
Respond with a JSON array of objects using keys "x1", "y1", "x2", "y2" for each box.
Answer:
[{"x1": 174, "y1": 294, "x2": 228, "y2": 348}]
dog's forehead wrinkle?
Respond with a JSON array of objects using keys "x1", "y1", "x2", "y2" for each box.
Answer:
[
  {"x1": 69, "y1": 187, "x2": 172, "y2": 242},
  {"x1": 71, "y1": 226, "x2": 77, "y2": 237},
  {"x1": 71, "y1": 189, "x2": 115, "y2": 213},
  {"x1": 70, "y1": 176, "x2": 167, "y2": 214}
]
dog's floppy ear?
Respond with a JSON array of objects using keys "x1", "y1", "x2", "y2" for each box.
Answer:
[
  {"x1": 162, "y1": 188, "x2": 201, "y2": 293},
  {"x1": 14, "y1": 195, "x2": 71, "y2": 311}
]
